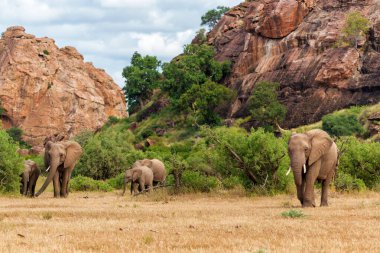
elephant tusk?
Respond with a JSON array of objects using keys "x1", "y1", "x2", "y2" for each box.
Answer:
[
  {"x1": 303, "y1": 164, "x2": 307, "y2": 174},
  {"x1": 286, "y1": 167, "x2": 292, "y2": 176},
  {"x1": 46, "y1": 166, "x2": 50, "y2": 172}
]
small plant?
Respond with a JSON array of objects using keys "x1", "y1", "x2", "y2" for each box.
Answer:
[
  {"x1": 42, "y1": 212, "x2": 53, "y2": 220},
  {"x1": 143, "y1": 235, "x2": 153, "y2": 245},
  {"x1": 43, "y1": 49, "x2": 49, "y2": 55},
  {"x1": 281, "y1": 209, "x2": 305, "y2": 218},
  {"x1": 47, "y1": 82, "x2": 53, "y2": 89}
]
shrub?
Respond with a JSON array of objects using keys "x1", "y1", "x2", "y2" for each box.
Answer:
[
  {"x1": 74, "y1": 125, "x2": 139, "y2": 179},
  {"x1": 181, "y1": 171, "x2": 219, "y2": 192},
  {"x1": 334, "y1": 172, "x2": 366, "y2": 192},
  {"x1": 70, "y1": 176, "x2": 113, "y2": 192},
  {"x1": 322, "y1": 113, "x2": 364, "y2": 137},
  {"x1": 106, "y1": 173, "x2": 125, "y2": 189},
  {"x1": 43, "y1": 50, "x2": 49, "y2": 55},
  {"x1": 0, "y1": 128, "x2": 24, "y2": 193},
  {"x1": 222, "y1": 176, "x2": 242, "y2": 189},
  {"x1": 337, "y1": 137, "x2": 380, "y2": 189},
  {"x1": 205, "y1": 127, "x2": 290, "y2": 192},
  {"x1": 74, "y1": 130, "x2": 94, "y2": 148},
  {"x1": 281, "y1": 210, "x2": 305, "y2": 218},
  {"x1": 6, "y1": 127, "x2": 30, "y2": 148}
]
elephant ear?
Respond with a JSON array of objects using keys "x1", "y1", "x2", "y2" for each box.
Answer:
[
  {"x1": 64, "y1": 141, "x2": 83, "y2": 168},
  {"x1": 132, "y1": 169, "x2": 142, "y2": 181},
  {"x1": 141, "y1": 159, "x2": 152, "y2": 167},
  {"x1": 307, "y1": 130, "x2": 333, "y2": 166}
]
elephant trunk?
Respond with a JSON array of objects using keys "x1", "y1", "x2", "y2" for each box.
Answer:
[
  {"x1": 290, "y1": 154, "x2": 306, "y2": 187},
  {"x1": 35, "y1": 159, "x2": 59, "y2": 197}
]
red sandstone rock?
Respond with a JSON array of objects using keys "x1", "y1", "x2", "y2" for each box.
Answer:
[
  {"x1": 208, "y1": 0, "x2": 380, "y2": 128},
  {"x1": 0, "y1": 27, "x2": 127, "y2": 145}
]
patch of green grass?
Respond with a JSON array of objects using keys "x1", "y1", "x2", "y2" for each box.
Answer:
[
  {"x1": 281, "y1": 209, "x2": 305, "y2": 218},
  {"x1": 42, "y1": 212, "x2": 53, "y2": 220},
  {"x1": 143, "y1": 235, "x2": 153, "y2": 245}
]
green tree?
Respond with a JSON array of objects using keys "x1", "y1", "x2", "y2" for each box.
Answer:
[
  {"x1": 161, "y1": 44, "x2": 230, "y2": 102},
  {"x1": 341, "y1": 11, "x2": 370, "y2": 48},
  {"x1": 0, "y1": 99, "x2": 3, "y2": 116},
  {"x1": 249, "y1": 81, "x2": 287, "y2": 131},
  {"x1": 201, "y1": 6, "x2": 230, "y2": 29},
  {"x1": 322, "y1": 113, "x2": 364, "y2": 137},
  {"x1": 122, "y1": 52, "x2": 161, "y2": 113},
  {"x1": 178, "y1": 80, "x2": 235, "y2": 125},
  {"x1": 0, "y1": 128, "x2": 24, "y2": 193}
]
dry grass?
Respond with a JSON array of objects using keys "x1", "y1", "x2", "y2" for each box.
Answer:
[{"x1": 0, "y1": 190, "x2": 379, "y2": 253}]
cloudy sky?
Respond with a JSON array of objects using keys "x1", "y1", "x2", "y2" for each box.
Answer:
[{"x1": 0, "y1": 0, "x2": 241, "y2": 87}]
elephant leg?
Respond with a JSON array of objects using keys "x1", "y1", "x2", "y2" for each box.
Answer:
[
  {"x1": 303, "y1": 161, "x2": 320, "y2": 208},
  {"x1": 320, "y1": 180, "x2": 329, "y2": 207},
  {"x1": 60, "y1": 170, "x2": 70, "y2": 198},
  {"x1": 132, "y1": 183, "x2": 139, "y2": 195},
  {"x1": 53, "y1": 172, "x2": 60, "y2": 198}
]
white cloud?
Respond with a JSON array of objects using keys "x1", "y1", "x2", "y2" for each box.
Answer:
[
  {"x1": 99, "y1": 0, "x2": 156, "y2": 8},
  {"x1": 131, "y1": 30, "x2": 194, "y2": 58}
]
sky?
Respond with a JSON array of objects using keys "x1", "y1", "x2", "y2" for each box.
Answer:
[{"x1": 0, "y1": 0, "x2": 241, "y2": 87}]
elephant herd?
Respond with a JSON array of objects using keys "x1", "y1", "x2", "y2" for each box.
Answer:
[{"x1": 20, "y1": 129, "x2": 338, "y2": 208}]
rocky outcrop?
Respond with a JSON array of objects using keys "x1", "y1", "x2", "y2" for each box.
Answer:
[
  {"x1": 209, "y1": 0, "x2": 380, "y2": 127},
  {"x1": 0, "y1": 26, "x2": 127, "y2": 145}
]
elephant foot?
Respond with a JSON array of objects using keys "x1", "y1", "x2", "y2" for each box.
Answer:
[
  {"x1": 302, "y1": 200, "x2": 315, "y2": 208},
  {"x1": 320, "y1": 201, "x2": 328, "y2": 207}
]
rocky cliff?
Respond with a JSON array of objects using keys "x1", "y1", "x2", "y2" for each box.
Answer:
[
  {"x1": 208, "y1": 0, "x2": 380, "y2": 128},
  {"x1": 0, "y1": 26, "x2": 127, "y2": 146}
]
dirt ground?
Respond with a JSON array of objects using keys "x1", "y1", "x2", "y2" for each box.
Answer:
[{"x1": 0, "y1": 189, "x2": 379, "y2": 253}]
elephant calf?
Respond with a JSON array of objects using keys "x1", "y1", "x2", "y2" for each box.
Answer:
[
  {"x1": 132, "y1": 159, "x2": 167, "y2": 186},
  {"x1": 20, "y1": 160, "x2": 40, "y2": 197},
  {"x1": 123, "y1": 166, "x2": 153, "y2": 195}
]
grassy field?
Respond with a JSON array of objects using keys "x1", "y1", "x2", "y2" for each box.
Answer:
[{"x1": 0, "y1": 188, "x2": 379, "y2": 253}]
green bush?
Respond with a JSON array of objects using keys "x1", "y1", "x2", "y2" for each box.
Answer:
[
  {"x1": 181, "y1": 171, "x2": 219, "y2": 192},
  {"x1": 281, "y1": 210, "x2": 305, "y2": 218},
  {"x1": 74, "y1": 130, "x2": 94, "y2": 148},
  {"x1": 222, "y1": 176, "x2": 242, "y2": 189},
  {"x1": 70, "y1": 176, "x2": 113, "y2": 192},
  {"x1": 6, "y1": 127, "x2": 30, "y2": 148},
  {"x1": 205, "y1": 127, "x2": 290, "y2": 192},
  {"x1": 0, "y1": 129, "x2": 24, "y2": 193},
  {"x1": 74, "y1": 125, "x2": 140, "y2": 179},
  {"x1": 106, "y1": 173, "x2": 125, "y2": 189},
  {"x1": 322, "y1": 113, "x2": 364, "y2": 136},
  {"x1": 334, "y1": 172, "x2": 366, "y2": 192},
  {"x1": 337, "y1": 137, "x2": 380, "y2": 189}
]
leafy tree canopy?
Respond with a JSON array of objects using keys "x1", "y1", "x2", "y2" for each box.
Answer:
[
  {"x1": 178, "y1": 80, "x2": 236, "y2": 125},
  {"x1": 122, "y1": 52, "x2": 161, "y2": 113},
  {"x1": 161, "y1": 44, "x2": 230, "y2": 102},
  {"x1": 249, "y1": 81, "x2": 287, "y2": 131},
  {"x1": 201, "y1": 6, "x2": 230, "y2": 29}
]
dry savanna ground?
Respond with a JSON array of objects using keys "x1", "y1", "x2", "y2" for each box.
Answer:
[{"x1": 0, "y1": 185, "x2": 379, "y2": 253}]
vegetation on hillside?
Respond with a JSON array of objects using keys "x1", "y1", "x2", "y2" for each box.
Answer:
[
  {"x1": 201, "y1": 6, "x2": 230, "y2": 29},
  {"x1": 336, "y1": 11, "x2": 370, "y2": 48},
  {"x1": 0, "y1": 128, "x2": 24, "y2": 193}
]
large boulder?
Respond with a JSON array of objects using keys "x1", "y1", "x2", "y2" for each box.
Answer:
[{"x1": 0, "y1": 26, "x2": 127, "y2": 145}]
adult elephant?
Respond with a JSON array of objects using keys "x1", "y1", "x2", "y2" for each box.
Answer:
[
  {"x1": 20, "y1": 160, "x2": 40, "y2": 197},
  {"x1": 35, "y1": 140, "x2": 82, "y2": 198},
  {"x1": 122, "y1": 166, "x2": 153, "y2": 195},
  {"x1": 133, "y1": 159, "x2": 166, "y2": 186},
  {"x1": 287, "y1": 129, "x2": 338, "y2": 207}
]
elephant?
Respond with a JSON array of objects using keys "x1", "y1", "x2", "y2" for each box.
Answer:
[
  {"x1": 20, "y1": 160, "x2": 40, "y2": 197},
  {"x1": 35, "y1": 140, "x2": 82, "y2": 198},
  {"x1": 122, "y1": 166, "x2": 153, "y2": 195},
  {"x1": 132, "y1": 159, "x2": 166, "y2": 186},
  {"x1": 287, "y1": 129, "x2": 338, "y2": 207}
]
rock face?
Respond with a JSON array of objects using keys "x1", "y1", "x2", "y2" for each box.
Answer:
[
  {"x1": 0, "y1": 26, "x2": 127, "y2": 145},
  {"x1": 208, "y1": 0, "x2": 380, "y2": 128}
]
